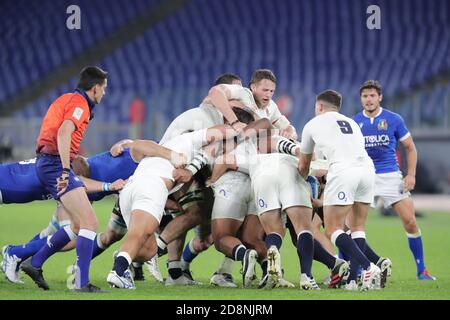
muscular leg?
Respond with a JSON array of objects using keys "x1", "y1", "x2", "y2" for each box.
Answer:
[
  {"x1": 134, "y1": 234, "x2": 157, "y2": 263},
  {"x1": 325, "y1": 204, "x2": 371, "y2": 283},
  {"x1": 285, "y1": 206, "x2": 314, "y2": 278},
  {"x1": 393, "y1": 197, "x2": 430, "y2": 277},
  {"x1": 23, "y1": 188, "x2": 98, "y2": 289},
  {"x1": 312, "y1": 213, "x2": 335, "y2": 255},
  {"x1": 157, "y1": 205, "x2": 203, "y2": 254},
  {"x1": 212, "y1": 218, "x2": 243, "y2": 258},
  {"x1": 347, "y1": 202, "x2": 382, "y2": 264},
  {"x1": 112, "y1": 210, "x2": 159, "y2": 277},
  {"x1": 240, "y1": 215, "x2": 267, "y2": 261},
  {"x1": 165, "y1": 233, "x2": 186, "y2": 281}
]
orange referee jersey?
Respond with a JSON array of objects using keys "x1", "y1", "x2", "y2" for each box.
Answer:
[{"x1": 36, "y1": 92, "x2": 92, "y2": 159}]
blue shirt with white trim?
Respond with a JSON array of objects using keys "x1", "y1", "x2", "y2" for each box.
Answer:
[
  {"x1": 87, "y1": 148, "x2": 138, "y2": 201},
  {"x1": 353, "y1": 107, "x2": 410, "y2": 174},
  {"x1": 0, "y1": 159, "x2": 51, "y2": 203}
]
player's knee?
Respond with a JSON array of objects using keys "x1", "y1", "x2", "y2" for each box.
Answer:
[
  {"x1": 403, "y1": 216, "x2": 418, "y2": 233},
  {"x1": 86, "y1": 217, "x2": 99, "y2": 231}
]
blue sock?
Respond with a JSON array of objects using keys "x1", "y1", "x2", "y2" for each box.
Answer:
[
  {"x1": 297, "y1": 231, "x2": 314, "y2": 277},
  {"x1": 363, "y1": 242, "x2": 380, "y2": 264},
  {"x1": 232, "y1": 244, "x2": 246, "y2": 261},
  {"x1": 182, "y1": 239, "x2": 198, "y2": 263},
  {"x1": 91, "y1": 235, "x2": 105, "y2": 260},
  {"x1": 113, "y1": 253, "x2": 131, "y2": 277},
  {"x1": 75, "y1": 229, "x2": 96, "y2": 288},
  {"x1": 350, "y1": 233, "x2": 367, "y2": 278},
  {"x1": 313, "y1": 239, "x2": 336, "y2": 269},
  {"x1": 338, "y1": 249, "x2": 349, "y2": 261},
  {"x1": 407, "y1": 232, "x2": 425, "y2": 274},
  {"x1": 9, "y1": 237, "x2": 48, "y2": 261},
  {"x1": 31, "y1": 227, "x2": 74, "y2": 268},
  {"x1": 333, "y1": 231, "x2": 370, "y2": 271},
  {"x1": 265, "y1": 233, "x2": 282, "y2": 250}
]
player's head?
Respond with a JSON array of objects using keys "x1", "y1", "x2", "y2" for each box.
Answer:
[
  {"x1": 72, "y1": 155, "x2": 90, "y2": 177},
  {"x1": 77, "y1": 66, "x2": 108, "y2": 104},
  {"x1": 214, "y1": 73, "x2": 242, "y2": 86},
  {"x1": 230, "y1": 107, "x2": 254, "y2": 124},
  {"x1": 315, "y1": 90, "x2": 342, "y2": 115},
  {"x1": 360, "y1": 80, "x2": 382, "y2": 113},
  {"x1": 249, "y1": 69, "x2": 276, "y2": 108}
]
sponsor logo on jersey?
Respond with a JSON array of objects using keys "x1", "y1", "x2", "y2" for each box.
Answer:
[
  {"x1": 72, "y1": 107, "x2": 84, "y2": 121},
  {"x1": 338, "y1": 191, "x2": 347, "y2": 201},
  {"x1": 258, "y1": 198, "x2": 268, "y2": 208},
  {"x1": 378, "y1": 119, "x2": 388, "y2": 130},
  {"x1": 219, "y1": 189, "x2": 227, "y2": 198},
  {"x1": 364, "y1": 134, "x2": 390, "y2": 147}
]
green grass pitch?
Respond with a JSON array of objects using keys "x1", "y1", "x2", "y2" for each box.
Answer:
[{"x1": 1, "y1": 197, "x2": 449, "y2": 300}]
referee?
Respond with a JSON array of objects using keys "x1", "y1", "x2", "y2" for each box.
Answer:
[{"x1": 21, "y1": 66, "x2": 108, "y2": 292}]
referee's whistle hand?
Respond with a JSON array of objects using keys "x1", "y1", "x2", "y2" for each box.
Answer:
[{"x1": 56, "y1": 176, "x2": 68, "y2": 196}]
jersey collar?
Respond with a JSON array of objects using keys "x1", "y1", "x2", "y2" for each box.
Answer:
[
  {"x1": 363, "y1": 107, "x2": 383, "y2": 119},
  {"x1": 74, "y1": 88, "x2": 96, "y2": 120}
]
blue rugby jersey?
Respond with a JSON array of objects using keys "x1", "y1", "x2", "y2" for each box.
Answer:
[
  {"x1": 353, "y1": 107, "x2": 410, "y2": 174},
  {"x1": 87, "y1": 149, "x2": 138, "y2": 201},
  {"x1": 0, "y1": 159, "x2": 51, "y2": 203}
]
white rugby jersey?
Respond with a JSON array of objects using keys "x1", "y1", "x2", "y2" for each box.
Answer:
[
  {"x1": 251, "y1": 100, "x2": 291, "y2": 130},
  {"x1": 300, "y1": 111, "x2": 373, "y2": 173},
  {"x1": 232, "y1": 137, "x2": 297, "y2": 178},
  {"x1": 160, "y1": 84, "x2": 254, "y2": 144},
  {"x1": 160, "y1": 103, "x2": 223, "y2": 144},
  {"x1": 131, "y1": 129, "x2": 208, "y2": 193}
]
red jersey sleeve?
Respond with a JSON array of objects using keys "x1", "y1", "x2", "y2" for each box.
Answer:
[{"x1": 63, "y1": 96, "x2": 90, "y2": 130}]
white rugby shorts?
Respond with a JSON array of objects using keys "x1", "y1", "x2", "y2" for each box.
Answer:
[{"x1": 119, "y1": 175, "x2": 168, "y2": 227}]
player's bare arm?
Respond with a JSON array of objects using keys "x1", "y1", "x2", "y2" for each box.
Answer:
[
  {"x1": 279, "y1": 124, "x2": 298, "y2": 140},
  {"x1": 206, "y1": 84, "x2": 256, "y2": 132},
  {"x1": 79, "y1": 177, "x2": 127, "y2": 193},
  {"x1": 298, "y1": 152, "x2": 313, "y2": 179},
  {"x1": 208, "y1": 153, "x2": 239, "y2": 185},
  {"x1": 400, "y1": 135, "x2": 417, "y2": 192},
  {"x1": 109, "y1": 139, "x2": 134, "y2": 157},
  {"x1": 123, "y1": 139, "x2": 187, "y2": 168}
]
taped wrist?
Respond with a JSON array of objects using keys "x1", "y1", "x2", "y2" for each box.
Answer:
[
  {"x1": 102, "y1": 182, "x2": 112, "y2": 192},
  {"x1": 186, "y1": 151, "x2": 211, "y2": 175},
  {"x1": 276, "y1": 137, "x2": 299, "y2": 156}
]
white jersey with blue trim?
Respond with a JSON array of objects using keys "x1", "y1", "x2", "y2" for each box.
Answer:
[
  {"x1": 353, "y1": 107, "x2": 410, "y2": 174},
  {"x1": 250, "y1": 99, "x2": 291, "y2": 130},
  {"x1": 159, "y1": 103, "x2": 223, "y2": 144},
  {"x1": 300, "y1": 111, "x2": 373, "y2": 174},
  {"x1": 131, "y1": 129, "x2": 208, "y2": 194}
]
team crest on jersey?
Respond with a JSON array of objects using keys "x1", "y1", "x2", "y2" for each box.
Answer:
[
  {"x1": 359, "y1": 122, "x2": 364, "y2": 129},
  {"x1": 378, "y1": 119, "x2": 388, "y2": 130},
  {"x1": 72, "y1": 107, "x2": 84, "y2": 120}
]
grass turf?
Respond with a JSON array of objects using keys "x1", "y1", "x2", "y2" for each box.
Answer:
[{"x1": 0, "y1": 198, "x2": 449, "y2": 300}]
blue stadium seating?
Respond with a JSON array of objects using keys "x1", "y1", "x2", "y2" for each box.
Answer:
[
  {"x1": 9, "y1": 0, "x2": 450, "y2": 146},
  {"x1": 0, "y1": 0, "x2": 161, "y2": 101}
]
